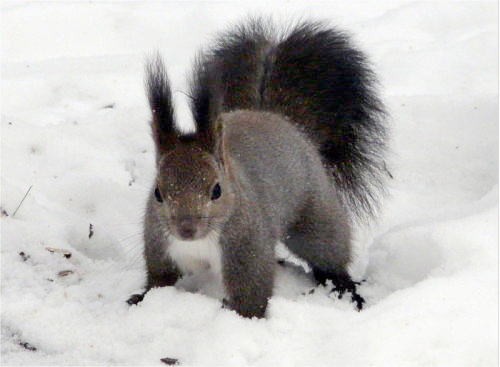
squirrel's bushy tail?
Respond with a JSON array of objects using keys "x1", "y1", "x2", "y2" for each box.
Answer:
[{"x1": 189, "y1": 18, "x2": 388, "y2": 220}]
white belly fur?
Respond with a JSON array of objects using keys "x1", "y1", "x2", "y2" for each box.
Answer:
[{"x1": 167, "y1": 232, "x2": 222, "y2": 277}]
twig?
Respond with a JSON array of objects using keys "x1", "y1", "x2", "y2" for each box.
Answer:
[{"x1": 12, "y1": 185, "x2": 33, "y2": 217}]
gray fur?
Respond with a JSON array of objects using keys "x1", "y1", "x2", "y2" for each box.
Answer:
[{"x1": 141, "y1": 111, "x2": 355, "y2": 317}]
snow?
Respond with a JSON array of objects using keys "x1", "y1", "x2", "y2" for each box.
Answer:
[{"x1": 1, "y1": 1, "x2": 498, "y2": 365}]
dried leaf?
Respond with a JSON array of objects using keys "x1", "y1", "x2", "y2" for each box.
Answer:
[
  {"x1": 160, "y1": 357, "x2": 179, "y2": 365},
  {"x1": 58, "y1": 270, "x2": 74, "y2": 277},
  {"x1": 46, "y1": 247, "x2": 72, "y2": 259}
]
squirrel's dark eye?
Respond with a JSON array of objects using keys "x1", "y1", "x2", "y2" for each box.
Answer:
[
  {"x1": 211, "y1": 183, "x2": 222, "y2": 201},
  {"x1": 154, "y1": 187, "x2": 163, "y2": 203}
]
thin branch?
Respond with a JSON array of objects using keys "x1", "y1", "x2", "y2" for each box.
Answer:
[{"x1": 12, "y1": 185, "x2": 33, "y2": 217}]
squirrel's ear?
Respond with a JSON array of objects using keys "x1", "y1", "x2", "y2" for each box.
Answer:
[
  {"x1": 145, "y1": 54, "x2": 178, "y2": 152},
  {"x1": 194, "y1": 109, "x2": 222, "y2": 154},
  {"x1": 211, "y1": 116, "x2": 226, "y2": 165},
  {"x1": 198, "y1": 116, "x2": 225, "y2": 163}
]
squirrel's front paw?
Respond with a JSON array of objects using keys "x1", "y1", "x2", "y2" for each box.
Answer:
[{"x1": 126, "y1": 293, "x2": 145, "y2": 306}]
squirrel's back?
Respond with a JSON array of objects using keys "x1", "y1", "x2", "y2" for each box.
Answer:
[
  {"x1": 222, "y1": 110, "x2": 334, "y2": 227},
  {"x1": 189, "y1": 18, "x2": 388, "y2": 220}
]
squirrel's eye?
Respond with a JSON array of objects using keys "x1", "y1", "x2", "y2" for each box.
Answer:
[
  {"x1": 154, "y1": 187, "x2": 163, "y2": 203},
  {"x1": 211, "y1": 183, "x2": 222, "y2": 201}
]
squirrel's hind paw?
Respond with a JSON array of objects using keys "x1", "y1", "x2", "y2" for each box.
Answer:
[
  {"x1": 330, "y1": 279, "x2": 365, "y2": 311},
  {"x1": 313, "y1": 268, "x2": 366, "y2": 311}
]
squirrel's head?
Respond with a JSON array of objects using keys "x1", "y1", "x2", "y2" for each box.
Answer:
[
  {"x1": 146, "y1": 55, "x2": 234, "y2": 241},
  {"x1": 153, "y1": 135, "x2": 234, "y2": 241}
]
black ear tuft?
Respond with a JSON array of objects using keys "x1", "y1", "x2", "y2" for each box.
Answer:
[{"x1": 145, "y1": 53, "x2": 177, "y2": 150}]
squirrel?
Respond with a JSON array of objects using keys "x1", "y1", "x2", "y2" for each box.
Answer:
[{"x1": 127, "y1": 19, "x2": 387, "y2": 318}]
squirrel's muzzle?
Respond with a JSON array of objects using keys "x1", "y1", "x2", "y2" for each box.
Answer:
[{"x1": 176, "y1": 217, "x2": 198, "y2": 240}]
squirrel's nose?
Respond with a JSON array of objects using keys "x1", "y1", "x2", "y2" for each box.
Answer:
[{"x1": 178, "y1": 217, "x2": 196, "y2": 240}]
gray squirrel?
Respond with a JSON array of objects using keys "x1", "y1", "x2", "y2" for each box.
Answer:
[{"x1": 127, "y1": 19, "x2": 387, "y2": 318}]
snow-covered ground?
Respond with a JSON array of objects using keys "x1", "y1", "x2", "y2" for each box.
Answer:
[{"x1": 1, "y1": 1, "x2": 498, "y2": 366}]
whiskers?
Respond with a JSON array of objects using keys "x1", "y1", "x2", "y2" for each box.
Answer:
[{"x1": 207, "y1": 222, "x2": 223, "y2": 236}]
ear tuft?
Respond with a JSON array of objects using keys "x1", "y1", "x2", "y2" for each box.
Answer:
[{"x1": 145, "y1": 53, "x2": 177, "y2": 150}]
